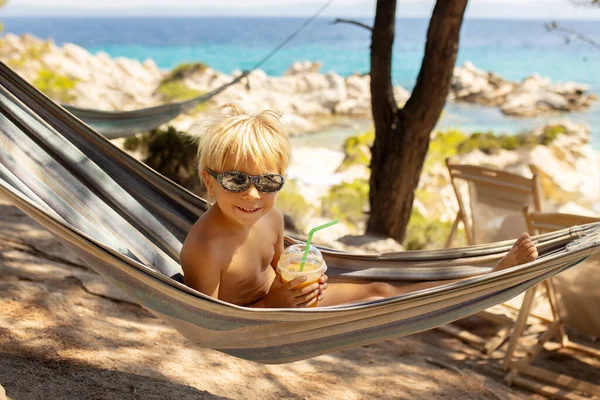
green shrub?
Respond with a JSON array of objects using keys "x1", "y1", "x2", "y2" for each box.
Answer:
[
  {"x1": 33, "y1": 68, "x2": 78, "y2": 102},
  {"x1": 321, "y1": 179, "x2": 369, "y2": 230},
  {"x1": 7, "y1": 41, "x2": 53, "y2": 69},
  {"x1": 516, "y1": 131, "x2": 539, "y2": 148},
  {"x1": 276, "y1": 179, "x2": 313, "y2": 230},
  {"x1": 123, "y1": 135, "x2": 144, "y2": 152},
  {"x1": 499, "y1": 135, "x2": 520, "y2": 151},
  {"x1": 540, "y1": 124, "x2": 567, "y2": 146},
  {"x1": 338, "y1": 130, "x2": 374, "y2": 171},
  {"x1": 25, "y1": 41, "x2": 52, "y2": 60},
  {"x1": 162, "y1": 62, "x2": 210, "y2": 84},
  {"x1": 157, "y1": 81, "x2": 203, "y2": 102},
  {"x1": 457, "y1": 131, "x2": 503, "y2": 155},
  {"x1": 425, "y1": 129, "x2": 467, "y2": 168},
  {"x1": 455, "y1": 126, "x2": 566, "y2": 156},
  {"x1": 124, "y1": 126, "x2": 202, "y2": 194},
  {"x1": 403, "y1": 207, "x2": 462, "y2": 250}
]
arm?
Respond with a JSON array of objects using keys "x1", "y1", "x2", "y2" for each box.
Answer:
[
  {"x1": 252, "y1": 208, "x2": 325, "y2": 308},
  {"x1": 180, "y1": 234, "x2": 223, "y2": 299},
  {"x1": 270, "y1": 207, "x2": 285, "y2": 269}
]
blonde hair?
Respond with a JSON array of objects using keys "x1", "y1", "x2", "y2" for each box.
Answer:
[{"x1": 198, "y1": 103, "x2": 291, "y2": 175}]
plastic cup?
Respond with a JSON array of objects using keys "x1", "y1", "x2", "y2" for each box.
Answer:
[{"x1": 277, "y1": 244, "x2": 327, "y2": 307}]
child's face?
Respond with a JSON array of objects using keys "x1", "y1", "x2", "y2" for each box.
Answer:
[{"x1": 202, "y1": 156, "x2": 281, "y2": 227}]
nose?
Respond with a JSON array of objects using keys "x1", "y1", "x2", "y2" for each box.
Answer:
[{"x1": 243, "y1": 184, "x2": 261, "y2": 200}]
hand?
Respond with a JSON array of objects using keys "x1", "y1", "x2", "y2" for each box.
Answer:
[
  {"x1": 317, "y1": 273, "x2": 329, "y2": 303},
  {"x1": 263, "y1": 271, "x2": 321, "y2": 308}
]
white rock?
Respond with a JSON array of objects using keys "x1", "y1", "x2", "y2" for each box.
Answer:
[
  {"x1": 248, "y1": 69, "x2": 268, "y2": 82},
  {"x1": 334, "y1": 98, "x2": 371, "y2": 116},
  {"x1": 394, "y1": 86, "x2": 410, "y2": 105},
  {"x1": 40, "y1": 53, "x2": 91, "y2": 82},
  {"x1": 143, "y1": 58, "x2": 163, "y2": 80},
  {"x1": 115, "y1": 57, "x2": 154, "y2": 83},
  {"x1": 280, "y1": 113, "x2": 316, "y2": 136},
  {"x1": 337, "y1": 234, "x2": 405, "y2": 253},
  {"x1": 345, "y1": 74, "x2": 370, "y2": 99},
  {"x1": 63, "y1": 43, "x2": 95, "y2": 66},
  {"x1": 502, "y1": 90, "x2": 569, "y2": 115},
  {"x1": 463, "y1": 61, "x2": 488, "y2": 76},
  {"x1": 94, "y1": 51, "x2": 114, "y2": 67},
  {"x1": 296, "y1": 74, "x2": 330, "y2": 92},
  {"x1": 288, "y1": 97, "x2": 330, "y2": 115},
  {"x1": 521, "y1": 74, "x2": 552, "y2": 90}
]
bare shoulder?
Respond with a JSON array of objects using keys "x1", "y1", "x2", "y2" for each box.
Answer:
[
  {"x1": 265, "y1": 206, "x2": 284, "y2": 234},
  {"x1": 180, "y1": 215, "x2": 229, "y2": 286}
]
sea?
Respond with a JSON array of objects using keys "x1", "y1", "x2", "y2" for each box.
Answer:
[{"x1": 3, "y1": 16, "x2": 600, "y2": 149}]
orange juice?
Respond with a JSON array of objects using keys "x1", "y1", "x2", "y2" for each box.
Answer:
[{"x1": 277, "y1": 246, "x2": 326, "y2": 307}]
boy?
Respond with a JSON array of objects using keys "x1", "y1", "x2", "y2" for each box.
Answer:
[{"x1": 180, "y1": 104, "x2": 538, "y2": 308}]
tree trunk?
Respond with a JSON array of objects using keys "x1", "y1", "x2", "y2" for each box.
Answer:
[{"x1": 367, "y1": 0, "x2": 468, "y2": 243}]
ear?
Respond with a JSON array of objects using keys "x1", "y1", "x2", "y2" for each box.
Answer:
[{"x1": 201, "y1": 170, "x2": 213, "y2": 196}]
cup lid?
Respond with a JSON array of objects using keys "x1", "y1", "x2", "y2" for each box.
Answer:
[{"x1": 282, "y1": 243, "x2": 323, "y2": 259}]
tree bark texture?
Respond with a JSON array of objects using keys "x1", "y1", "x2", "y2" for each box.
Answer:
[{"x1": 367, "y1": 0, "x2": 468, "y2": 242}]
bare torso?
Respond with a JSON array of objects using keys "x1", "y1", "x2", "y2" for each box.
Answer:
[
  {"x1": 182, "y1": 206, "x2": 281, "y2": 306},
  {"x1": 216, "y1": 222, "x2": 278, "y2": 305}
]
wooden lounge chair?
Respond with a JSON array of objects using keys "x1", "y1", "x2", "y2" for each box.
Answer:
[
  {"x1": 503, "y1": 208, "x2": 600, "y2": 399},
  {"x1": 445, "y1": 158, "x2": 543, "y2": 247},
  {"x1": 439, "y1": 159, "x2": 545, "y2": 354}
]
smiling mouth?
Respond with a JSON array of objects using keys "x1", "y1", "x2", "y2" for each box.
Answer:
[{"x1": 236, "y1": 206, "x2": 262, "y2": 213}]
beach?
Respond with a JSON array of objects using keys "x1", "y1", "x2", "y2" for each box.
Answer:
[
  {"x1": 1, "y1": 14, "x2": 600, "y2": 399},
  {"x1": 5, "y1": 197, "x2": 599, "y2": 399}
]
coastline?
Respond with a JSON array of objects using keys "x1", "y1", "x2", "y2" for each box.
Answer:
[
  {"x1": 1, "y1": 21, "x2": 600, "y2": 400},
  {"x1": 1, "y1": 32, "x2": 598, "y2": 244}
]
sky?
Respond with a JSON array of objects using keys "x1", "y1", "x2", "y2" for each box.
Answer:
[{"x1": 1, "y1": 0, "x2": 600, "y2": 20}]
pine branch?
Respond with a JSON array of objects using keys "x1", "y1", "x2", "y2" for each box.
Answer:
[
  {"x1": 545, "y1": 20, "x2": 600, "y2": 50},
  {"x1": 330, "y1": 18, "x2": 373, "y2": 32}
]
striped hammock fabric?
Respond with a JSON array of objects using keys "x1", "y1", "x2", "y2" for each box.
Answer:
[{"x1": 1, "y1": 61, "x2": 599, "y2": 364}]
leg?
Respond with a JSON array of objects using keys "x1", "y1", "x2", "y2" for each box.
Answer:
[
  {"x1": 318, "y1": 233, "x2": 539, "y2": 307},
  {"x1": 317, "y1": 279, "x2": 465, "y2": 307}
]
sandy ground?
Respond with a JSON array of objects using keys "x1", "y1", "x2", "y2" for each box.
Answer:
[{"x1": 1, "y1": 198, "x2": 598, "y2": 400}]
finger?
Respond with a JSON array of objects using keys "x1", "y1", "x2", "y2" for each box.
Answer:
[
  {"x1": 319, "y1": 274, "x2": 329, "y2": 284},
  {"x1": 299, "y1": 296, "x2": 318, "y2": 307},
  {"x1": 295, "y1": 282, "x2": 319, "y2": 296},
  {"x1": 295, "y1": 289, "x2": 319, "y2": 304},
  {"x1": 286, "y1": 276, "x2": 307, "y2": 289},
  {"x1": 319, "y1": 283, "x2": 329, "y2": 292}
]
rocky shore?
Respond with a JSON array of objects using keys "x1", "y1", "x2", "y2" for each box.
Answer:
[
  {"x1": 450, "y1": 62, "x2": 596, "y2": 116},
  {"x1": 286, "y1": 120, "x2": 599, "y2": 249},
  {"x1": 1, "y1": 33, "x2": 598, "y2": 249},
  {"x1": 0, "y1": 33, "x2": 596, "y2": 135}
]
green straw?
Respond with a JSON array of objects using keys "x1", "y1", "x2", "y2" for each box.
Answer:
[{"x1": 299, "y1": 220, "x2": 339, "y2": 271}]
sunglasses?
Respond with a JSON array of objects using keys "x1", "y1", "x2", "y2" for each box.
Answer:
[{"x1": 207, "y1": 169, "x2": 285, "y2": 193}]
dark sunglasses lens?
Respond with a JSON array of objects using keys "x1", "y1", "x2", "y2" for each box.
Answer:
[
  {"x1": 221, "y1": 173, "x2": 250, "y2": 191},
  {"x1": 257, "y1": 175, "x2": 284, "y2": 192}
]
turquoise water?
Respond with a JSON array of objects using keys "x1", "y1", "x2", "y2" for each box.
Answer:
[{"x1": 3, "y1": 17, "x2": 599, "y2": 148}]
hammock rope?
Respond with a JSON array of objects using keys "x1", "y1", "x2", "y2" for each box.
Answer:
[{"x1": 62, "y1": 0, "x2": 336, "y2": 138}]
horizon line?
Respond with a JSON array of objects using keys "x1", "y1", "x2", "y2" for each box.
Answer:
[{"x1": 3, "y1": 14, "x2": 600, "y2": 21}]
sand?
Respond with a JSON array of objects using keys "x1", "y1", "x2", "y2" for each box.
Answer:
[{"x1": 1, "y1": 198, "x2": 598, "y2": 400}]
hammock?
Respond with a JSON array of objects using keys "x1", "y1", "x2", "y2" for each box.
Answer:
[
  {"x1": 1, "y1": 61, "x2": 599, "y2": 364},
  {"x1": 61, "y1": 72, "x2": 248, "y2": 139}
]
